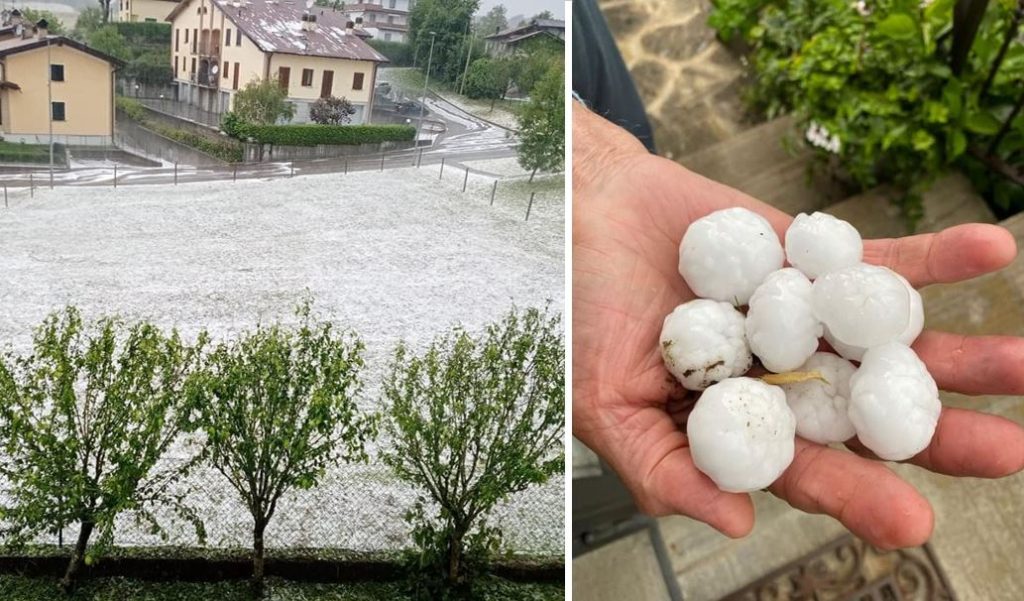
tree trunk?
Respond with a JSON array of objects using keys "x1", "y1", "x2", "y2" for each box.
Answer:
[
  {"x1": 446, "y1": 525, "x2": 468, "y2": 586},
  {"x1": 530, "y1": 167, "x2": 537, "y2": 183},
  {"x1": 59, "y1": 521, "x2": 94, "y2": 593},
  {"x1": 252, "y1": 518, "x2": 268, "y2": 598}
]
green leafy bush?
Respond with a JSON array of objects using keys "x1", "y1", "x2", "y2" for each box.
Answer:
[
  {"x1": 367, "y1": 40, "x2": 415, "y2": 66},
  {"x1": 517, "y1": 63, "x2": 564, "y2": 176},
  {"x1": 227, "y1": 121, "x2": 416, "y2": 146},
  {"x1": 708, "y1": 0, "x2": 1024, "y2": 222},
  {"x1": 118, "y1": 98, "x2": 243, "y2": 162},
  {"x1": 114, "y1": 21, "x2": 172, "y2": 44},
  {"x1": 381, "y1": 307, "x2": 564, "y2": 599},
  {"x1": 0, "y1": 308, "x2": 207, "y2": 592}
]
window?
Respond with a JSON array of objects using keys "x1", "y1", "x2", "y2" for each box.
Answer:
[
  {"x1": 368, "y1": 12, "x2": 376, "y2": 21},
  {"x1": 233, "y1": 62, "x2": 240, "y2": 90},
  {"x1": 223, "y1": 60, "x2": 229, "y2": 79},
  {"x1": 389, "y1": 0, "x2": 396, "y2": 7},
  {"x1": 352, "y1": 72, "x2": 364, "y2": 90},
  {"x1": 175, "y1": 28, "x2": 180, "y2": 51},
  {"x1": 225, "y1": 28, "x2": 231, "y2": 46},
  {"x1": 192, "y1": 28, "x2": 197, "y2": 52},
  {"x1": 50, "y1": 64, "x2": 64, "y2": 82},
  {"x1": 278, "y1": 66, "x2": 291, "y2": 90},
  {"x1": 301, "y1": 68, "x2": 313, "y2": 86},
  {"x1": 51, "y1": 101, "x2": 65, "y2": 121},
  {"x1": 145, "y1": 17, "x2": 156, "y2": 22},
  {"x1": 174, "y1": 56, "x2": 178, "y2": 74},
  {"x1": 236, "y1": 30, "x2": 241, "y2": 45},
  {"x1": 184, "y1": 29, "x2": 189, "y2": 43},
  {"x1": 191, "y1": 57, "x2": 197, "y2": 74},
  {"x1": 384, "y1": 31, "x2": 392, "y2": 41},
  {"x1": 387, "y1": 15, "x2": 394, "y2": 23}
]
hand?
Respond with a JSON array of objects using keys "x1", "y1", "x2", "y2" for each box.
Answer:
[{"x1": 572, "y1": 104, "x2": 1024, "y2": 548}]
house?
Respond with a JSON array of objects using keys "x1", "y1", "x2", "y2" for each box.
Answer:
[
  {"x1": 0, "y1": 17, "x2": 122, "y2": 145},
  {"x1": 342, "y1": 0, "x2": 414, "y2": 43},
  {"x1": 166, "y1": 0, "x2": 388, "y2": 124},
  {"x1": 118, "y1": 0, "x2": 181, "y2": 23},
  {"x1": 484, "y1": 18, "x2": 565, "y2": 57}
]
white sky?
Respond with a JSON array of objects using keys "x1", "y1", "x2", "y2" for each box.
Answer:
[{"x1": 478, "y1": 0, "x2": 565, "y2": 21}]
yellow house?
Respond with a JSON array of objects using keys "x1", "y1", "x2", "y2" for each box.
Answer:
[
  {"x1": 118, "y1": 0, "x2": 181, "y2": 23},
  {"x1": 166, "y1": 0, "x2": 388, "y2": 124},
  {"x1": 0, "y1": 22, "x2": 121, "y2": 145}
]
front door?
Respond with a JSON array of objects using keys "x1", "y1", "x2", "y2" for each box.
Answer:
[
  {"x1": 320, "y1": 70, "x2": 333, "y2": 98},
  {"x1": 278, "y1": 67, "x2": 291, "y2": 91}
]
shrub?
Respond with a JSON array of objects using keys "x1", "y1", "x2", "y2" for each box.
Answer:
[
  {"x1": 118, "y1": 98, "x2": 243, "y2": 162},
  {"x1": 462, "y1": 58, "x2": 509, "y2": 100},
  {"x1": 0, "y1": 308, "x2": 207, "y2": 593},
  {"x1": 708, "y1": 0, "x2": 1024, "y2": 223},
  {"x1": 228, "y1": 122, "x2": 416, "y2": 146},
  {"x1": 310, "y1": 96, "x2": 357, "y2": 125},
  {"x1": 233, "y1": 78, "x2": 295, "y2": 125},
  {"x1": 517, "y1": 63, "x2": 564, "y2": 176},
  {"x1": 381, "y1": 307, "x2": 564, "y2": 598},
  {"x1": 189, "y1": 302, "x2": 375, "y2": 597},
  {"x1": 366, "y1": 40, "x2": 415, "y2": 66}
]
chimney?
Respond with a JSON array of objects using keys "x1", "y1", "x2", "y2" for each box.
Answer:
[{"x1": 35, "y1": 19, "x2": 48, "y2": 39}]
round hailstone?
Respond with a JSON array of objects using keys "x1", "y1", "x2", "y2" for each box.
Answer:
[
  {"x1": 687, "y1": 377, "x2": 795, "y2": 492},
  {"x1": 785, "y1": 212, "x2": 863, "y2": 279},
  {"x1": 745, "y1": 268, "x2": 823, "y2": 373},
  {"x1": 780, "y1": 353, "x2": 857, "y2": 444},
  {"x1": 678, "y1": 208, "x2": 785, "y2": 305},
  {"x1": 848, "y1": 342, "x2": 941, "y2": 461},
  {"x1": 823, "y1": 271, "x2": 924, "y2": 361},
  {"x1": 660, "y1": 299, "x2": 752, "y2": 390},
  {"x1": 812, "y1": 264, "x2": 913, "y2": 351}
]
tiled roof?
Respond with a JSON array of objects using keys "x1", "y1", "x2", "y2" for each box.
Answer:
[
  {"x1": 486, "y1": 18, "x2": 565, "y2": 40},
  {"x1": 168, "y1": 0, "x2": 388, "y2": 62},
  {"x1": 0, "y1": 34, "x2": 126, "y2": 66}
]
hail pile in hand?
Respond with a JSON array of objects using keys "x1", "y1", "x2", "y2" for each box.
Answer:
[{"x1": 662, "y1": 208, "x2": 938, "y2": 493}]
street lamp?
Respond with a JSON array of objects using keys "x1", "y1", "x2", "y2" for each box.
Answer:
[
  {"x1": 47, "y1": 35, "x2": 53, "y2": 186},
  {"x1": 416, "y1": 31, "x2": 436, "y2": 142}
]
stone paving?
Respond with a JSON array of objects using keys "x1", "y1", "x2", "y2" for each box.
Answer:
[{"x1": 595, "y1": 0, "x2": 751, "y2": 159}]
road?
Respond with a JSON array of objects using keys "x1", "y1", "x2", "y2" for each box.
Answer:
[{"x1": 0, "y1": 83, "x2": 519, "y2": 189}]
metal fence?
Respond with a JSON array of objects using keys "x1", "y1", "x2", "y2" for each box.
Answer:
[{"x1": 138, "y1": 97, "x2": 224, "y2": 128}]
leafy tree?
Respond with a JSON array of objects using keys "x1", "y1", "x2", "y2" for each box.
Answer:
[
  {"x1": 531, "y1": 10, "x2": 554, "y2": 20},
  {"x1": 0, "y1": 308, "x2": 207, "y2": 593},
  {"x1": 517, "y1": 63, "x2": 564, "y2": 177},
  {"x1": 233, "y1": 77, "x2": 296, "y2": 125},
  {"x1": 20, "y1": 8, "x2": 66, "y2": 35},
  {"x1": 190, "y1": 303, "x2": 373, "y2": 596},
  {"x1": 381, "y1": 307, "x2": 564, "y2": 595},
  {"x1": 507, "y1": 36, "x2": 562, "y2": 94},
  {"x1": 88, "y1": 26, "x2": 130, "y2": 62},
  {"x1": 98, "y1": 0, "x2": 113, "y2": 23},
  {"x1": 462, "y1": 57, "x2": 508, "y2": 100},
  {"x1": 474, "y1": 4, "x2": 507, "y2": 35},
  {"x1": 409, "y1": 0, "x2": 479, "y2": 84},
  {"x1": 310, "y1": 96, "x2": 357, "y2": 125},
  {"x1": 72, "y1": 7, "x2": 106, "y2": 41}
]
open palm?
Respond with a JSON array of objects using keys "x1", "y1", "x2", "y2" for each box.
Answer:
[{"x1": 572, "y1": 106, "x2": 1024, "y2": 548}]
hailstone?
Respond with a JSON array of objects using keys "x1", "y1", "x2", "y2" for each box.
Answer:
[
  {"x1": 780, "y1": 353, "x2": 857, "y2": 444},
  {"x1": 812, "y1": 264, "x2": 916, "y2": 353},
  {"x1": 678, "y1": 208, "x2": 785, "y2": 305},
  {"x1": 785, "y1": 212, "x2": 863, "y2": 279},
  {"x1": 687, "y1": 377, "x2": 796, "y2": 492},
  {"x1": 821, "y1": 271, "x2": 924, "y2": 361},
  {"x1": 745, "y1": 268, "x2": 823, "y2": 372},
  {"x1": 848, "y1": 342, "x2": 941, "y2": 461},
  {"x1": 660, "y1": 299, "x2": 752, "y2": 390}
]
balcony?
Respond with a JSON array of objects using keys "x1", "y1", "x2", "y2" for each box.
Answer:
[{"x1": 189, "y1": 59, "x2": 220, "y2": 89}]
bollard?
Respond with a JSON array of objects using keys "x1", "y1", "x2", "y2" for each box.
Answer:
[
  {"x1": 525, "y1": 192, "x2": 535, "y2": 221},
  {"x1": 49, "y1": 169, "x2": 54, "y2": 190},
  {"x1": 233, "y1": 164, "x2": 238, "y2": 182},
  {"x1": 29, "y1": 173, "x2": 33, "y2": 197},
  {"x1": 462, "y1": 166, "x2": 469, "y2": 192},
  {"x1": 380, "y1": 150, "x2": 385, "y2": 172},
  {"x1": 3, "y1": 184, "x2": 7, "y2": 209},
  {"x1": 290, "y1": 162, "x2": 295, "y2": 178},
  {"x1": 344, "y1": 159, "x2": 349, "y2": 175},
  {"x1": 113, "y1": 164, "x2": 118, "y2": 189},
  {"x1": 174, "y1": 162, "x2": 178, "y2": 185},
  {"x1": 490, "y1": 180, "x2": 497, "y2": 206},
  {"x1": 417, "y1": 148, "x2": 424, "y2": 168},
  {"x1": 439, "y1": 157, "x2": 445, "y2": 180}
]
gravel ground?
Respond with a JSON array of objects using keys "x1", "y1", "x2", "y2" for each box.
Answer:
[{"x1": 0, "y1": 166, "x2": 564, "y2": 554}]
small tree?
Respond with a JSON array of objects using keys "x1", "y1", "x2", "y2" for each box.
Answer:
[
  {"x1": 233, "y1": 78, "x2": 296, "y2": 125},
  {"x1": 310, "y1": 96, "x2": 357, "y2": 125},
  {"x1": 517, "y1": 63, "x2": 564, "y2": 179},
  {"x1": 21, "y1": 8, "x2": 67, "y2": 34},
  {"x1": 0, "y1": 308, "x2": 207, "y2": 593},
  {"x1": 381, "y1": 307, "x2": 564, "y2": 595},
  {"x1": 191, "y1": 303, "x2": 373, "y2": 596},
  {"x1": 462, "y1": 58, "x2": 507, "y2": 101},
  {"x1": 87, "y1": 26, "x2": 130, "y2": 62}
]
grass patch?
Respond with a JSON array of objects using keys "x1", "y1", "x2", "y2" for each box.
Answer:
[
  {"x1": 116, "y1": 97, "x2": 243, "y2": 163},
  {"x1": 0, "y1": 574, "x2": 564, "y2": 600},
  {"x1": 0, "y1": 141, "x2": 66, "y2": 165}
]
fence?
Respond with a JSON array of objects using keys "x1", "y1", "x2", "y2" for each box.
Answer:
[{"x1": 139, "y1": 97, "x2": 224, "y2": 128}]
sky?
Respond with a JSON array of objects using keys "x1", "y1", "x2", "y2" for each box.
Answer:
[{"x1": 478, "y1": 0, "x2": 565, "y2": 21}]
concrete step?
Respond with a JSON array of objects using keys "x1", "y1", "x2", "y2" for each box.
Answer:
[{"x1": 678, "y1": 116, "x2": 847, "y2": 216}]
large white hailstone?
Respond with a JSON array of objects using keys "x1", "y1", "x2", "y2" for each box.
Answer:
[
  {"x1": 822, "y1": 271, "x2": 924, "y2": 361},
  {"x1": 784, "y1": 212, "x2": 863, "y2": 279},
  {"x1": 848, "y1": 342, "x2": 941, "y2": 461},
  {"x1": 687, "y1": 377, "x2": 796, "y2": 492},
  {"x1": 780, "y1": 353, "x2": 857, "y2": 444},
  {"x1": 678, "y1": 208, "x2": 785, "y2": 305},
  {"x1": 812, "y1": 264, "x2": 914, "y2": 352},
  {"x1": 660, "y1": 299, "x2": 752, "y2": 391},
  {"x1": 745, "y1": 268, "x2": 823, "y2": 373}
]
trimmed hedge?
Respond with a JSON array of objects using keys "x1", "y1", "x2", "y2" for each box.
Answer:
[{"x1": 222, "y1": 113, "x2": 415, "y2": 146}]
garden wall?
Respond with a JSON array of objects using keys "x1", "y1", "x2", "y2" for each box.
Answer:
[
  {"x1": 241, "y1": 139, "x2": 417, "y2": 163},
  {"x1": 115, "y1": 115, "x2": 226, "y2": 167}
]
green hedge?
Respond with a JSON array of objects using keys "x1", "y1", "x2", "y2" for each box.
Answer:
[
  {"x1": 114, "y1": 22, "x2": 172, "y2": 43},
  {"x1": 224, "y1": 116, "x2": 416, "y2": 146},
  {"x1": 0, "y1": 142, "x2": 65, "y2": 165}
]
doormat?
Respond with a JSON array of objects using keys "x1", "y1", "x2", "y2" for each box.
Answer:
[{"x1": 722, "y1": 533, "x2": 955, "y2": 601}]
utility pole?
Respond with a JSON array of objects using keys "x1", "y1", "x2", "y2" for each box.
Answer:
[
  {"x1": 48, "y1": 36, "x2": 54, "y2": 185},
  {"x1": 416, "y1": 31, "x2": 436, "y2": 142},
  {"x1": 458, "y1": 22, "x2": 473, "y2": 96}
]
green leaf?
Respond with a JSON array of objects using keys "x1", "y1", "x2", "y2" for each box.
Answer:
[
  {"x1": 947, "y1": 129, "x2": 967, "y2": 159},
  {"x1": 877, "y1": 13, "x2": 917, "y2": 40},
  {"x1": 964, "y1": 110, "x2": 1001, "y2": 135},
  {"x1": 912, "y1": 130, "x2": 935, "y2": 151}
]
